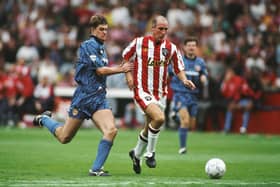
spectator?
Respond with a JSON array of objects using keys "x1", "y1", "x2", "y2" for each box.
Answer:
[
  {"x1": 33, "y1": 76, "x2": 55, "y2": 113},
  {"x1": 0, "y1": 64, "x2": 9, "y2": 125},
  {"x1": 16, "y1": 40, "x2": 39, "y2": 64},
  {"x1": 0, "y1": 64, "x2": 19, "y2": 126},
  {"x1": 245, "y1": 46, "x2": 266, "y2": 75},
  {"x1": 14, "y1": 63, "x2": 36, "y2": 118},
  {"x1": 37, "y1": 50, "x2": 58, "y2": 84},
  {"x1": 221, "y1": 67, "x2": 262, "y2": 134},
  {"x1": 2, "y1": 35, "x2": 18, "y2": 63}
]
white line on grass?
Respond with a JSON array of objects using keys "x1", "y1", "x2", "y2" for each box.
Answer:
[{"x1": 3, "y1": 179, "x2": 280, "y2": 187}]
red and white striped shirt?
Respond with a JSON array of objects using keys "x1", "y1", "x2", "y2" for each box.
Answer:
[{"x1": 122, "y1": 35, "x2": 184, "y2": 100}]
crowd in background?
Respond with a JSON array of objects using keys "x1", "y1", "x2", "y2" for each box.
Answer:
[{"x1": 0, "y1": 0, "x2": 279, "y2": 128}]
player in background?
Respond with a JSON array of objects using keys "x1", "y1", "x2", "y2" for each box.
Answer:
[
  {"x1": 122, "y1": 15, "x2": 195, "y2": 174},
  {"x1": 169, "y1": 37, "x2": 208, "y2": 154},
  {"x1": 33, "y1": 15, "x2": 132, "y2": 176}
]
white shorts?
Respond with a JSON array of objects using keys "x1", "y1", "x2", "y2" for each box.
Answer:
[{"x1": 134, "y1": 91, "x2": 166, "y2": 113}]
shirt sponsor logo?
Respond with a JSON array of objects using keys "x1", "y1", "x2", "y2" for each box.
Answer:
[
  {"x1": 147, "y1": 57, "x2": 165, "y2": 66},
  {"x1": 185, "y1": 71, "x2": 199, "y2": 76}
]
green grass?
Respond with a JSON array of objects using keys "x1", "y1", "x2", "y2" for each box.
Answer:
[{"x1": 0, "y1": 127, "x2": 280, "y2": 187}]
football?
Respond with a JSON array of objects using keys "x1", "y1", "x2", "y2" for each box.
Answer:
[{"x1": 205, "y1": 158, "x2": 226, "y2": 179}]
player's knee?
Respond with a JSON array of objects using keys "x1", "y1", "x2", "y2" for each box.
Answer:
[
  {"x1": 59, "y1": 135, "x2": 73, "y2": 144},
  {"x1": 104, "y1": 127, "x2": 118, "y2": 139},
  {"x1": 154, "y1": 114, "x2": 165, "y2": 125},
  {"x1": 181, "y1": 119, "x2": 189, "y2": 127}
]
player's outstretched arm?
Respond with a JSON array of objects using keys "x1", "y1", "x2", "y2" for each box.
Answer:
[
  {"x1": 96, "y1": 63, "x2": 132, "y2": 76},
  {"x1": 177, "y1": 71, "x2": 196, "y2": 90}
]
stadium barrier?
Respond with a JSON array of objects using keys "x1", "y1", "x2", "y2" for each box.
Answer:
[
  {"x1": 204, "y1": 91, "x2": 280, "y2": 135},
  {"x1": 53, "y1": 87, "x2": 280, "y2": 134}
]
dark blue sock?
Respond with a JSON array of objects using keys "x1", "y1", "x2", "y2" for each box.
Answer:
[
  {"x1": 92, "y1": 139, "x2": 113, "y2": 171},
  {"x1": 41, "y1": 116, "x2": 63, "y2": 135},
  {"x1": 178, "y1": 127, "x2": 188, "y2": 148}
]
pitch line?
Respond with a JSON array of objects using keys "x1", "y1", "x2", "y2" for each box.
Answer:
[{"x1": 3, "y1": 179, "x2": 280, "y2": 187}]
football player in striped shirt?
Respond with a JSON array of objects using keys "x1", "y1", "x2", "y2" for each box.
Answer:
[{"x1": 122, "y1": 15, "x2": 195, "y2": 174}]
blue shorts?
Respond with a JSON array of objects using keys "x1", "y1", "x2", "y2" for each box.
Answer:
[
  {"x1": 172, "y1": 92, "x2": 198, "y2": 117},
  {"x1": 68, "y1": 88, "x2": 110, "y2": 120}
]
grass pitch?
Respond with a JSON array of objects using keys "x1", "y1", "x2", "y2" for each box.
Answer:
[{"x1": 0, "y1": 127, "x2": 280, "y2": 187}]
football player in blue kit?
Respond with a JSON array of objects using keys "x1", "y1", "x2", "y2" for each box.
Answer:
[
  {"x1": 33, "y1": 15, "x2": 132, "y2": 176},
  {"x1": 169, "y1": 36, "x2": 208, "y2": 154}
]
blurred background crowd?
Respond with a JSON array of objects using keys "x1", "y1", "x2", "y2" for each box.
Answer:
[{"x1": 0, "y1": 0, "x2": 279, "y2": 129}]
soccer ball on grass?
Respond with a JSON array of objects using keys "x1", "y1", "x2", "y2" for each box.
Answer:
[{"x1": 205, "y1": 158, "x2": 226, "y2": 179}]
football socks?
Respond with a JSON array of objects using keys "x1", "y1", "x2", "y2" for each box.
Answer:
[
  {"x1": 41, "y1": 116, "x2": 63, "y2": 135},
  {"x1": 91, "y1": 139, "x2": 113, "y2": 171},
  {"x1": 134, "y1": 130, "x2": 148, "y2": 159},
  {"x1": 146, "y1": 124, "x2": 160, "y2": 156},
  {"x1": 178, "y1": 127, "x2": 188, "y2": 149}
]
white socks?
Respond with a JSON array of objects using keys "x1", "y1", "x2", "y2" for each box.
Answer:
[
  {"x1": 134, "y1": 124, "x2": 161, "y2": 159},
  {"x1": 145, "y1": 124, "x2": 160, "y2": 157},
  {"x1": 134, "y1": 130, "x2": 148, "y2": 159}
]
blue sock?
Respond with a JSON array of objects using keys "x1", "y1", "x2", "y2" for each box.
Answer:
[
  {"x1": 92, "y1": 139, "x2": 113, "y2": 171},
  {"x1": 41, "y1": 116, "x2": 63, "y2": 135},
  {"x1": 242, "y1": 111, "x2": 250, "y2": 129},
  {"x1": 224, "y1": 111, "x2": 232, "y2": 132},
  {"x1": 178, "y1": 127, "x2": 188, "y2": 148}
]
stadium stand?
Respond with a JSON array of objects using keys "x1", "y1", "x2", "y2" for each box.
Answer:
[{"x1": 0, "y1": 0, "x2": 279, "y2": 134}]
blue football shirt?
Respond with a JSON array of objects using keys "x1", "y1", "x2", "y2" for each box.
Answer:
[
  {"x1": 169, "y1": 56, "x2": 208, "y2": 95},
  {"x1": 75, "y1": 36, "x2": 109, "y2": 94}
]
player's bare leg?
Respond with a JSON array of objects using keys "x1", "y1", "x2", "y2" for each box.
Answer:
[
  {"x1": 178, "y1": 108, "x2": 190, "y2": 154},
  {"x1": 89, "y1": 109, "x2": 117, "y2": 176},
  {"x1": 33, "y1": 111, "x2": 83, "y2": 144},
  {"x1": 54, "y1": 117, "x2": 83, "y2": 143}
]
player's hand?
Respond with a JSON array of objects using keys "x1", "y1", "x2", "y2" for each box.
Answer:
[
  {"x1": 121, "y1": 62, "x2": 133, "y2": 73},
  {"x1": 183, "y1": 79, "x2": 196, "y2": 90}
]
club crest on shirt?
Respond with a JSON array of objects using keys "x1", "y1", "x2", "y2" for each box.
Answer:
[
  {"x1": 72, "y1": 108, "x2": 79, "y2": 116},
  {"x1": 162, "y1": 48, "x2": 169, "y2": 57},
  {"x1": 145, "y1": 96, "x2": 152, "y2": 101}
]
